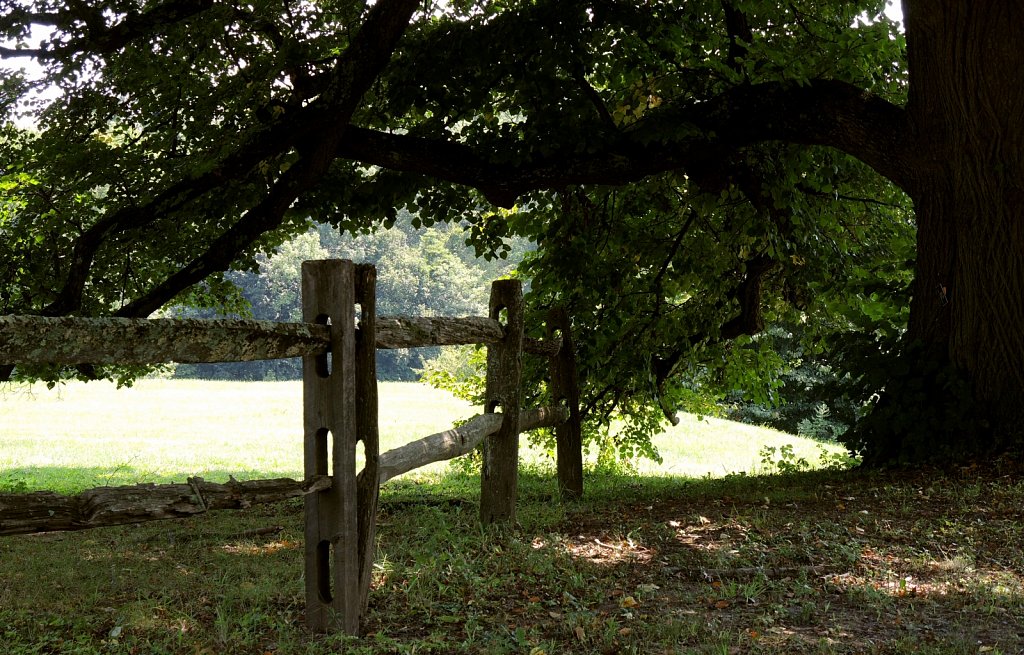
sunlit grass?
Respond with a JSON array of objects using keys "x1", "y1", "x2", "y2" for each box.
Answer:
[
  {"x1": 644, "y1": 413, "x2": 846, "y2": 477},
  {"x1": 0, "y1": 379, "x2": 475, "y2": 492},
  {"x1": 1, "y1": 379, "x2": 844, "y2": 494}
]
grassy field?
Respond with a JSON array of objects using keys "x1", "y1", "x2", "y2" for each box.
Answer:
[
  {"x1": 0, "y1": 379, "x2": 842, "y2": 493},
  {"x1": 1, "y1": 380, "x2": 476, "y2": 493},
  {"x1": 2, "y1": 380, "x2": 1022, "y2": 654}
]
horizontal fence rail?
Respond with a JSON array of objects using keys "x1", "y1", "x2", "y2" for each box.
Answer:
[
  {"x1": 375, "y1": 316, "x2": 503, "y2": 349},
  {"x1": 377, "y1": 316, "x2": 559, "y2": 355},
  {"x1": 0, "y1": 315, "x2": 559, "y2": 364},
  {"x1": 0, "y1": 476, "x2": 332, "y2": 537},
  {"x1": 376, "y1": 405, "x2": 568, "y2": 485},
  {"x1": 0, "y1": 316, "x2": 333, "y2": 365}
]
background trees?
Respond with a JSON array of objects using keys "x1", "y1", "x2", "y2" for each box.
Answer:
[
  {"x1": 174, "y1": 213, "x2": 527, "y2": 381},
  {"x1": 3, "y1": 0, "x2": 1022, "y2": 464}
]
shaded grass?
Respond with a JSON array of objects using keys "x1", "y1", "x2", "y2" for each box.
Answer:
[
  {"x1": 12, "y1": 379, "x2": 1003, "y2": 653},
  {"x1": 2, "y1": 465, "x2": 1022, "y2": 654}
]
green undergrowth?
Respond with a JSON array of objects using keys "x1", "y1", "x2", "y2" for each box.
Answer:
[{"x1": 2, "y1": 463, "x2": 1023, "y2": 654}]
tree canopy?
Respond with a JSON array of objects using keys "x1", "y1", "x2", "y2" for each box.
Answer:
[{"x1": 2, "y1": 0, "x2": 1022, "y2": 464}]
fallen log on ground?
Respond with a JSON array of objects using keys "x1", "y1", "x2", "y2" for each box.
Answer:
[
  {"x1": 0, "y1": 475, "x2": 331, "y2": 536},
  {"x1": 1, "y1": 406, "x2": 568, "y2": 536}
]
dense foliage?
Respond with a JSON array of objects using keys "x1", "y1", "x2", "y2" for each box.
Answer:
[{"x1": 3, "y1": 0, "x2": 1023, "y2": 463}]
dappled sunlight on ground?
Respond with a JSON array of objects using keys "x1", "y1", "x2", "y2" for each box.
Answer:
[
  {"x1": 540, "y1": 469, "x2": 1024, "y2": 653},
  {"x1": 558, "y1": 533, "x2": 657, "y2": 568},
  {"x1": 3, "y1": 401, "x2": 1023, "y2": 653},
  {"x1": 221, "y1": 538, "x2": 301, "y2": 557}
]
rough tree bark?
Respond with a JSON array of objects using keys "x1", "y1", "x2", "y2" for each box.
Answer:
[
  {"x1": 880, "y1": 0, "x2": 1024, "y2": 460},
  {"x1": 480, "y1": 280, "x2": 524, "y2": 525}
]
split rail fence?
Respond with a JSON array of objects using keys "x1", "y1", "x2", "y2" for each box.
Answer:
[{"x1": 0, "y1": 259, "x2": 582, "y2": 635}]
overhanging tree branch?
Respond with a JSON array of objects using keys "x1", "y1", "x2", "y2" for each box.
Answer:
[
  {"x1": 114, "y1": 0, "x2": 421, "y2": 318},
  {"x1": 40, "y1": 0, "x2": 420, "y2": 318},
  {"x1": 0, "y1": 0, "x2": 216, "y2": 61},
  {"x1": 721, "y1": 0, "x2": 753, "y2": 76},
  {"x1": 335, "y1": 79, "x2": 911, "y2": 207}
]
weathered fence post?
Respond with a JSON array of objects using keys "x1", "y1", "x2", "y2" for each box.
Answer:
[
  {"x1": 480, "y1": 280, "x2": 524, "y2": 525},
  {"x1": 302, "y1": 260, "x2": 360, "y2": 634},
  {"x1": 547, "y1": 307, "x2": 584, "y2": 500},
  {"x1": 354, "y1": 264, "x2": 379, "y2": 618}
]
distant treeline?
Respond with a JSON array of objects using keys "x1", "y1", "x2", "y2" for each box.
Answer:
[{"x1": 175, "y1": 213, "x2": 529, "y2": 381}]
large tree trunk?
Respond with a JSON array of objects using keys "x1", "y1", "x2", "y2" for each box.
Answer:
[{"x1": 878, "y1": 0, "x2": 1024, "y2": 461}]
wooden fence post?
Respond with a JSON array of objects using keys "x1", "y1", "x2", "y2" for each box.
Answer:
[
  {"x1": 354, "y1": 264, "x2": 380, "y2": 618},
  {"x1": 547, "y1": 307, "x2": 584, "y2": 500},
  {"x1": 480, "y1": 280, "x2": 524, "y2": 525},
  {"x1": 302, "y1": 260, "x2": 360, "y2": 634}
]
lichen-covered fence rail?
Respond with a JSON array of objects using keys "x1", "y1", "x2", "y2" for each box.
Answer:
[{"x1": 0, "y1": 315, "x2": 557, "y2": 365}]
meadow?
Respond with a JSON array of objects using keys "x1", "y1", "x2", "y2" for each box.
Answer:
[
  {"x1": 0, "y1": 379, "x2": 841, "y2": 494},
  {"x1": 1, "y1": 380, "x2": 1021, "y2": 654}
]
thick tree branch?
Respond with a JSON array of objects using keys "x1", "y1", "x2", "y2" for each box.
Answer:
[
  {"x1": 41, "y1": 0, "x2": 419, "y2": 318},
  {"x1": 720, "y1": 253, "x2": 775, "y2": 338},
  {"x1": 651, "y1": 209, "x2": 698, "y2": 297},
  {"x1": 573, "y1": 67, "x2": 619, "y2": 132},
  {"x1": 114, "y1": 0, "x2": 420, "y2": 318},
  {"x1": 45, "y1": 120, "x2": 298, "y2": 315},
  {"x1": 1, "y1": 0, "x2": 216, "y2": 61},
  {"x1": 336, "y1": 79, "x2": 911, "y2": 207},
  {"x1": 36, "y1": 14, "x2": 907, "y2": 322},
  {"x1": 0, "y1": 46, "x2": 45, "y2": 59},
  {"x1": 30, "y1": 1, "x2": 421, "y2": 316}
]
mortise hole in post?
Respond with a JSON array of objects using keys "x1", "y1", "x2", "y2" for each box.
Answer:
[
  {"x1": 491, "y1": 304, "x2": 508, "y2": 327},
  {"x1": 355, "y1": 437, "x2": 367, "y2": 479},
  {"x1": 315, "y1": 428, "x2": 332, "y2": 477},
  {"x1": 487, "y1": 400, "x2": 502, "y2": 414},
  {"x1": 354, "y1": 304, "x2": 366, "y2": 343},
  {"x1": 316, "y1": 540, "x2": 333, "y2": 603},
  {"x1": 315, "y1": 315, "x2": 332, "y2": 378}
]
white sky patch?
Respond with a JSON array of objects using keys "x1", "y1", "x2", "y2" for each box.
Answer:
[
  {"x1": 856, "y1": 1, "x2": 903, "y2": 32},
  {"x1": 884, "y1": 1, "x2": 904, "y2": 31},
  {"x1": 1, "y1": 24, "x2": 61, "y2": 128}
]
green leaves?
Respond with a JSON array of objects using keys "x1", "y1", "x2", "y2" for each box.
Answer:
[{"x1": 3, "y1": 0, "x2": 918, "y2": 430}]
